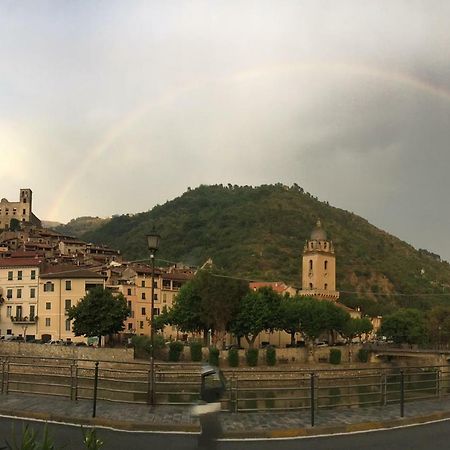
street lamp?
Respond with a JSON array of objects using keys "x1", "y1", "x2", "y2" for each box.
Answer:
[{"x1": 146, "y1": 226, "x2": 160, "y2": 406}]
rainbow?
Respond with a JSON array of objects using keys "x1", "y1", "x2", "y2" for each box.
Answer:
[{"x1": 47, "y1": 61, "x2": 450, "y2": 220}]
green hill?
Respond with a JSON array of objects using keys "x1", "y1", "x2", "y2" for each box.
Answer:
[
  {"x1": 78, "y1": 184, "x2": 450, "y2": 316},
  {"x1": 52, "y1": 216, "x2": 109, "y2": 237}
]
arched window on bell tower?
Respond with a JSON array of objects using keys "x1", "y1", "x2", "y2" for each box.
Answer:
[
  {"x1": 324, "y1": 260, "x2": 328, "y2": 270},
  {"x1": 309, "y1": 260, "x2": 313, "y2": 271}
]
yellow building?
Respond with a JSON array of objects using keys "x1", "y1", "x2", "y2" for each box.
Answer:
[
  {"x1": 0, "y1": 257, "x2": 42, "y2": 339},
  {"x1": 300, "y1": 219, "x2": 339, "y2": 301},
  {"x1": 37, "y1": 267, "x2": 105, "y2": 342},
  {"x1": 0, "y1": 189, "x2": 41, "y2": 230}
]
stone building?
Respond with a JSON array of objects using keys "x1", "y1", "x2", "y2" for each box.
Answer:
[{"x1": 0, "y1": 189, "x2": 41, "y2": 230}]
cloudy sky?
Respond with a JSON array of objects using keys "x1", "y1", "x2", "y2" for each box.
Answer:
[{"x1": 1, "y1": 1, "x2": 450, "y2": 258}]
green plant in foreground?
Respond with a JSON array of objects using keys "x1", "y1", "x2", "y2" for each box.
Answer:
[
  {"x1": 82, "y1": 428, "x2": 104, "y2": 450},
  {"x1": 3, "y1": 423, "x2": 59, "y2": 450}
]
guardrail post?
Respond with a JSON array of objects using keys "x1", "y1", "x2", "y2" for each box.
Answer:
[
  {"x1": 146, "y1": 369, "x2": 154, "y2": 405},
  {"x1": 92, "y1": 361, "x2": 99, "y2": 418},
  {"x1": 310, "y1": 372, "x2": 315, "y2": 427},
  {"x1": 5, "y1": 359, "x2": 9, "y2": 394},
  {"x1": 437, "y1": 369, "x2": 441, "y2": 399},
  {"x1": 1, "y1": 359, "x2": 5, "y2": 394},
  {"x1": 400, "y1": 370, "x2": 405, "y2": 418},
  {"x1": 228, "y1": 377, "x2": 233, "y2": 413},
  {"x1": 235, "y1": 377, "x2": 239, "y2": 413}
]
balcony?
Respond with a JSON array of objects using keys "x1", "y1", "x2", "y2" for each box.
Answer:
[{"x1": 11, "y1": 316, "x2": 37, "y2": 324}]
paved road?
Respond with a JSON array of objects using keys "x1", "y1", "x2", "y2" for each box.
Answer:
[{"x1": 0, "y1": 416, "x2": 450, "y2": 449}]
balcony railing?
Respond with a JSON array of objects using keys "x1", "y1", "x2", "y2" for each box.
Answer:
[{"x1": 11, "y1": 316, "x2": 37, "y2": 324}]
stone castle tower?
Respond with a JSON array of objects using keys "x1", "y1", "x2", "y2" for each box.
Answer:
[
  {"x1": 0, "y1": 188, "x2": 41, "y2": 230},
  {"x1": 299, "y1": 219, "x2": 339, "y2": 300}
]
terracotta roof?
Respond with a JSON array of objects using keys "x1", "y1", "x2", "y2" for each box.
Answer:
[
  {"x1": 0, "y1": 257, "x2": 43, "y2": 268},
  {"x1": 162, "y1": 272, "x2": 194, "y2": 281},
  {"x1": 40, "y1": 267, "x2": 106, "y2": 279},
  {"x1": 249, "y1": 281, "x2": 289, "y2": 294}
]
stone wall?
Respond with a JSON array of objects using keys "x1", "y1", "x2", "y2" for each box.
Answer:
[{"x1": 0, "y1": 342, "x2": 134, "y2": 362}]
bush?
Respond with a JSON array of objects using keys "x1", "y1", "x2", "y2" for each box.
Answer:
[
  {"x1": 329, "y1": 348, "x2": 341, "y2": 365},
  {"x1": 209, "y1": 347, "x2": 220, "y2": 366},
  {"x1": 357, "y1": 348, "x2": 369, "y2": 363},
  {"x1": 190, "y1": 341, "x2": 203, "y2": 362},
  {"x1": 266, "y1": 346, "x2": 276, "y2": 366},
  {"x1": 246, "y1": 348, "x2": 259, "y2": 367},
  {"x1": 228, "y1": 348, "x2": 239, "y2": 367},
  {"x1": 131, "y1": 334, "x2": 166, "y2": 359},
  {"x1": 168, "y1": 341, "x2": 184, "y2": 362}
]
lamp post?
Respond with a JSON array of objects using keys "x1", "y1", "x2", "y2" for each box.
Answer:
[{"x1": 146, "y1": 227, "x2": 160, "y2": 406}]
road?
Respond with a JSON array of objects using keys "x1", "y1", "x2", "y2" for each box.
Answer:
[{"x1": 0, "y1": 416, "x2": 449, "y2": 449}]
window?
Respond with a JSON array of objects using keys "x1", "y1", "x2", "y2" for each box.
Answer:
[
  {"x1": 309, "y1": 283, "x2": 313, "y2": 289},
  {"x1": 30, "y1": 288, "x2": 36, "y2": 299},
  {"x1": 324, "y1": 283, "x2": 328, "y2": 290},
  {"x1": 127, "y1": 323, "x2": 132, "y2": 330},
  {"x1": 153, "y1": 307, "x2": 160, "y2": 316},
  {"x1": 153, "y1": 281, "x2": 157, "y2": 288},
  {"x1": 127, "y1": 288, "x2": 132, "y2": 296},
  {"x1": 65, "y1": 319, "x2": 71, "y2": 332},
  {"x1": 22, "y1": 209, "x2": 26, "y2": 215},
  {"x1": 163, "y1": 293, "x2": 167, "y2": 303},
  {"x1": 141, "y1": 280, "x2": 145, "y2": 287},
  {"x1": 153, "y1": 293, "x2": 158, "y2": 301},
  {"x1": 65, "y1": 280, "x2": 72, "y2": 291},
  {"x1": 127, "y1": 301, "x2": 131, "y2": 309},
  {"x1": 17, "y1": 288, "x2": 22, "y2": 299},
  {"x1": 7, "y1": 271, "x2": 12, "y2": 281},
  {"x1": 141, "y1": 307, "x2": 146, "y2": 315},
  {"x1": 45, "y1": 318, "x2": 51, "y2": 327},
  {"x1": 16, "y1": 306, "x2": 22, "y2": 320},
  {"x1": 44, "y1": 282, "x2": 54, "y2": 292},
  {"x1": 65, "y1": 299, "x2": 71, "y2": 312},
  {"x1": 17, "y1": 271, "x2": 22, "y2": 280},
  {"x1": 309, "y1": 260, "x2": 313, "y2": 271},
  {"x1": 6, "y1": 289, "x2": 12, "y2": 299},
  {"x1": 45, "y1": 302, "x2": 51, "y2": 310},
  {"x1": 6, "y1": 306, "x2": 11, "y2": 317},
  {"x1": 31, "y1": 270, "x2": 36, "y2": 280},
  {"x1": 139, "y1": 321, "x2": 144, "y2": 329},
  {"x1": 29, "y1": 305, "x2": 35, "y2": 320},
  {"x1": 324, "y1": 260, "x2": 328, "y2": 270},
  {"x1": 141, "y1": 293, "x2": 146, "y2": 300}
]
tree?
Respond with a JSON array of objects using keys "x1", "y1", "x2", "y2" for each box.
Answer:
[
  {"x1": 9, "y1": 218, "x2": 21, "y2": 232},
  {"x1": 229, "y1": 287, "x2": 281, "y2": 348},
  {"x1": 322, "y1": 301, "x2": 350, "y2": 344},
  {"x1": 426, "y1": 306, "x2": 450, "y2": 349},
  {"x1": 67, "y1": 286, "x2": 130, "y2": 346},
  {"x1": 279, "y1": 295, "x2": 304, "y2": 346},
  {"x1": 380, "y1": 309, "x2": 426, "y2": 345},
  {"x1": 342, "y1": 317, "x2": 373, "y2": 343},
  {"x1": 168, "y1": 269, "x2": 249, "y2": 344}
]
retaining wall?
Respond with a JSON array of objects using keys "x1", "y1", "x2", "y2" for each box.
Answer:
[{"x1": 0, "y1": 342, "x2": 134, "y2": 362}]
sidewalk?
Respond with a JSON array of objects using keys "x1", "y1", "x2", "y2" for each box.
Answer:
[{"x1": 1, "y1": 392, "x2": 450, "y2": 438}]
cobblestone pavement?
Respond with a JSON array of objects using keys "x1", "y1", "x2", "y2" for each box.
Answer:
[{"x1": 1, "y1": 393, "x2": 450, "y2": 433}]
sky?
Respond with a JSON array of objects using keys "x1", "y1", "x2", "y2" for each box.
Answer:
[{"x1": 1, "y1": 1, "x2": 450, "y2": 259}]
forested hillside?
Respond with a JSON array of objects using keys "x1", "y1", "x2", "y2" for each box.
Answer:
[{"x1": 63, "y1": 184, "x2": 450, "y2": 316}]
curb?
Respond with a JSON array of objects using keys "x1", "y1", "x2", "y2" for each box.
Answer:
[
  {"x1": 1, "y1": 407, "x2": 450, "y2": 438},
  {"x1": 222, "y1": 410, "x2": 450, "y2": 439}
]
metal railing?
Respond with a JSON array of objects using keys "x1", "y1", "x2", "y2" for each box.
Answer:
[{"x1": 0, "y1": 355, "x2": 449, "y2": 426}]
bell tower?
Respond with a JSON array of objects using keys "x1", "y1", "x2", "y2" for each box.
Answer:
[{"x1": 300, "y1": 219, "x2": 339, "y2": 300}]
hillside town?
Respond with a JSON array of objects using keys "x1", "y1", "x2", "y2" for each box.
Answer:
[{"x1": 0, "y1": 188, "x2": 380, "y2": 347}]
